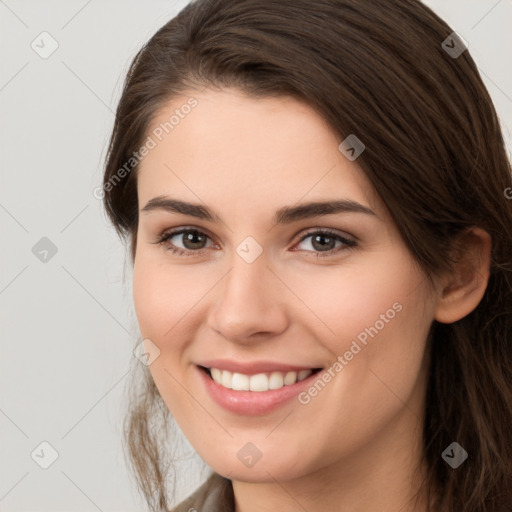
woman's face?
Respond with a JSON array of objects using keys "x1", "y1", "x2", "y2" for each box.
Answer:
[{"x1": 133, "y1": 88, "x2": 440, "y2": 483}]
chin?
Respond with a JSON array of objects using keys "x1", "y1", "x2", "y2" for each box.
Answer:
[{"x1": 202, "y1": 446, "x2": 313, "y2": 483}]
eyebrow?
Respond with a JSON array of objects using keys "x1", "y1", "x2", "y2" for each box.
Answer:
[{"x1": 140, "y1": 196, "x2": 377, "y2": 224}]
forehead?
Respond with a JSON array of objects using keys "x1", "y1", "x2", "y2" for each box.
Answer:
[{"x1": 137, "y1": 88, "x2": 381, "y2": 218}]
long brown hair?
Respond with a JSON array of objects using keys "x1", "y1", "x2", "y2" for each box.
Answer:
[{"x1": 102, "y1": 1, "x2": 512, "y2": 510}]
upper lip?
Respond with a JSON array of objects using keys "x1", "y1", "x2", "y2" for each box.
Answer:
[{"x1": 197, "y1": 359, "x2": 323, "y2": 375}]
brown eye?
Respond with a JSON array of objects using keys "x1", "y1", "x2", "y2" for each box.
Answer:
[
  {"x1": 156, "y1": 228, "x2": 214, "y2": 256},
  {"x1": 177, "y1": 230, "x2": 209, "y2": 250},
  {"x1": 154, "y1": 227, "x2": 357, "y2": 258},
  {"x1": 294, "y1": 229, "x2": 357, "y2": 258}
]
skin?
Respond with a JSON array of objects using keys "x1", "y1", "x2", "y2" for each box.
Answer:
[{"x1": 132, "y1": 88, "x2": 491, "y2": 512}]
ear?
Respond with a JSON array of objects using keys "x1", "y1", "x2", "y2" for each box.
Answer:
[{"x1": 434, "y1": 227, "x2": 492, "y2": 324}]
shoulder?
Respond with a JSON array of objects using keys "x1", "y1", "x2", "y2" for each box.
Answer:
[{"x1": 169, "y1": 472, "x2": 234, "y2": 512}]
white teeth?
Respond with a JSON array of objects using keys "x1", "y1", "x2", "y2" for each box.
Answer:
[
  {"x1": 283, "y1": 371, "x2": 297, "y2": 385},
  {"x1": 208, "y1": 367, "x2": 314, "y2": 392},
  {"x1": 221, "y1": 370, "x2": 233, "y2": 389},
  {"x1": 249, "y1": 373, "x2": 268, "y2": 392},
  {"x1": 268, "y1": 371, "x2": 284, "y2": 389},
  {"x1": 231, "y1": 372, "x2": 250, "y2": 391},
  {"x1": 211, "y1": 368, "x2": 222, "y2": 383},
  {"x1": 298, "y1": 369, "x2": 312, "y2": 381}
]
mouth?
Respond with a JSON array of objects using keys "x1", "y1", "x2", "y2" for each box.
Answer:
[{"x1": 198, "y1": 365, "x2": 323, "y2": 392}]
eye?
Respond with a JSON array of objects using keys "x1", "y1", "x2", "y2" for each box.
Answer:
[
  {"x1": 292, "y1": 229, "x2": 357, "y2": 258},
  {"x1": 153, "y1": 227, "x2": 357, "y2": 258},
  {"x1": 154, "y1": 228, "x2": 215, "y2": 256}
]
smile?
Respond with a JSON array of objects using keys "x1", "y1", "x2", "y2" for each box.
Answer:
[
  {"x1": 206, "y1": 367, "x2": 316, "y2": 392},
  {"x1": 197, "y1": 364, "x2": 323, "y2": 415}
]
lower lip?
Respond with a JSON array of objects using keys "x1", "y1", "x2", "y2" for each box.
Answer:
[{"x1": 197, "y1": 366, "x2": 320, "y2": 416}]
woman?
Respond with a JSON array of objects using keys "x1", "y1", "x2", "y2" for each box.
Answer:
[{"x1": 102, "y1": 0, "x2": 512, "y2": 510}]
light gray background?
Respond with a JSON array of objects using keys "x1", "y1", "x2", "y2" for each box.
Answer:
[{"x1": 1, "y1": 1, "x2": 511, "y2": 511}]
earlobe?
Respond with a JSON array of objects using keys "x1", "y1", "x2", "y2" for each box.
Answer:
[{"x1": 434, "y1": 227, "x2": 492, "y2": 324}]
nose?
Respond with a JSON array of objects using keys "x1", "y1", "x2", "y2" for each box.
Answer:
[{"x1": 206, "y1": 250, "x2": 289, "y2": 343}]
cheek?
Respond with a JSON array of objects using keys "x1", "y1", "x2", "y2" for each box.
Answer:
[
  {"x1": 132, "y1": 253, "x2": 190, "y2": 353},
  {"x1": 132, "y1": 260, "x2": 166, "y2": 338},
  {"x1": 285, "y1": 252, "x2": 424, "y2": 349},
  {"x1": 132, "y1": 256, "x2": 196, "y2": 416},
  {"x1": 282, "y1": 273, "x2": 432, "y2": 470},
  {"x1": 289, "y1": 253, "x2": 432, "y2": 415},
  {"x1": 132, "y1": 248, "x2": 200, "y2": 337},
  {"x1": 132, "y1": 251, "x2": 219, "y2": 382}
]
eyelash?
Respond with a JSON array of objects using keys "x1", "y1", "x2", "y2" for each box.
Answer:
[{"x1": 154, "y1": 227, "x2": 357, "y2": 258}]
